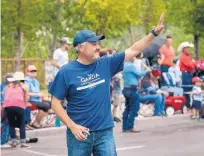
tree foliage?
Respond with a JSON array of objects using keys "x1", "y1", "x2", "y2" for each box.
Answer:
[{"x1": 1, "y1": 0, "x2": 204, "y2": 60}]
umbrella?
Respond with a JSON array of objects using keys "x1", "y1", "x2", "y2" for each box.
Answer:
[{"x1": 143, "y1": 36, "x2": 166, "y2": 58}]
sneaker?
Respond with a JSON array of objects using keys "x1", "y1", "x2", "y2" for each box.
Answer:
[
  {"x1": 191, "y1": 116, "x2": 196, "y2": 119},
  {"x1": 1, "y1": 143, "x2": 12, "y2": 149},
  {"x1": 196, "y1": 116, "x2": 200, "y2": 119},
  {"x1": 8, "y1": 141, "x2": 18, "y2": 148},
  {"x1": 20, "y1": 143, "x2": 30, "y2": 148}
]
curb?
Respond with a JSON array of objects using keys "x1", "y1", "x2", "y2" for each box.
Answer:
[{"x1": 27, "y1": 114, "x2": 199, "y2": 137}]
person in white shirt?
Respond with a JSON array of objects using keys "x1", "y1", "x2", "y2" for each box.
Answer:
[
  {"x1": 168, "y1": 60, "x2": 182, "y2": 86},
  {"x1": 52, "y1": 37, "x2": 71, "y2": 76},
  {"x1": 134, "y1": 53, "x2": 148, "y2": 73}
]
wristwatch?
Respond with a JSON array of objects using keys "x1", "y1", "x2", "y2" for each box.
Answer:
[{"x1": 151, "y1": 28, "x2": 158, "y2": 37}]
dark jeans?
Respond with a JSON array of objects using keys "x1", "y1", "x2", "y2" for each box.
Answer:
[
  {"x1": 5, "y1": 106, "x2": 26, "y2": 142},
  {"x1": 24, "y1": 107, "x2": 31, "y2": 124},
  {"x1": 160, "y1": 65, "x2": 169, "y2": 86},
  {"x1": 122, "y1": 87, "x2": 140, "y2": 131},
  {"x1": 182, "y1": 72, "x2": 193, "y2": 108},
  {"x1": 67, "y1": 128, "x2": 116, "y2": 156}
]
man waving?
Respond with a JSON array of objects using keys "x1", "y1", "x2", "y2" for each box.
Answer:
[{"x1": 49, "y1": 13, "x2": 164, "y2": 156}]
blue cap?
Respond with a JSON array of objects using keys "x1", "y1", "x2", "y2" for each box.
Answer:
[{"x1": 73, "y1": 30, "x2": 105, "y2": 47}]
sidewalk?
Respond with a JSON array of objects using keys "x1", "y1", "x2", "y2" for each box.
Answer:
[{"x1": 27, "y1": 113, "x2": 198, "y2": 138}]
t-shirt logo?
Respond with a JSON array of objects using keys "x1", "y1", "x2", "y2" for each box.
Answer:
[{"x1": 77, "y1": 73, "x2": 105, "y2": 90}]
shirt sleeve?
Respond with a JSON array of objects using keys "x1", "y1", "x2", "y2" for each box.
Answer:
[
  {"x1": 131, "y1": 67, "x2": 148, "y2": 78},
  {"x1": 53, "y1": 50, "x2": 60, "y2": 60},
  {"x1": 108, "y1": 52, "x2": 125, "y2": 77},
  {"x1": 24, "y1": 80, "x2": 31, "y2": 91},
  {"x1": 48, "y1": 68, "x2": 69, "y2": 100}
]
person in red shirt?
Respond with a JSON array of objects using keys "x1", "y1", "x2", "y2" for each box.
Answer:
[
  {"x1": 178, "y1": 41, "x2": 195, "y2": 108},
  {"x1": 158, "y1": 35, "x2": 175, "y2": 86}
]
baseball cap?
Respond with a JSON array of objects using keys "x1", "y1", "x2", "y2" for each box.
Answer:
[
  {"x1": 73, "y1": 30, "x2": 105, "y2": 47},
  {"x1": 192, "y1": 76, "x2": 201, "y2": 84},
  {"x1": 60, "y1": 37, "x2": 72, "y2": 45}
]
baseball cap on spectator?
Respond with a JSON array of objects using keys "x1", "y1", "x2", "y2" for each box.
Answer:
[
  {"x1": 60, "y1": 37, "x2": 72, "y2": 45},
  {"x1": 192, "y1": 76, "x2": 202, "y2": 84},
  {"x1": 73, "y1": 30, "x2": 105, "y2": 47},
  {"x1": 177, "y1": 41, "x2": 194, "y2": 52},
  {"x1": 4, "y1": 73, "x2": 13, "y2": 84}
]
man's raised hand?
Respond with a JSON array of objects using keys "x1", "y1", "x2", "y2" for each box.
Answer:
[{"x1": 155, "y1": 12, "x2": 164, "y2": 35}]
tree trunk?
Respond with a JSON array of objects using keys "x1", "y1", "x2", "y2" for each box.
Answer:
[
  {"x1": 49, "y1": 0, "x2": 61, "y2": 58},
  {"x1": 15, "y1": 28, "x2": 23, "y2": 71},
  {"x1": 128, "y1": 27, "x2": 135, "y2": 44},
  {"x1": 194, "y1": 34, "x2": 199, "y2": 60},
  {"x1": 14, "y1": 0, "x2": 23, "y2": 71}
]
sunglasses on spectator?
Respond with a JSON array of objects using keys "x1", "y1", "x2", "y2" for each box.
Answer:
[{"x1": 30, "y1": 70, "x2": 37, "y2": 72}]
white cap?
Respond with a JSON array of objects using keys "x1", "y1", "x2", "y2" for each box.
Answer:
[
  {"x1": 7, "y1": 71, "x2": 25, "y2": 82},
  {"x1": 177, "y1": 41, "x2": 194, "y2": 52}
]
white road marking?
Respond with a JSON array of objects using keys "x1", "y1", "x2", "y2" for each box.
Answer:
[
  {"x1": 19, "y1": 145, "x2": 145, "y2": 156},
  {"x1": 116, "y1": 145, "x2": 145, "y2": 151},
  {"x1": 20, "y1": 149, "x2": 59, "y2": 156}
]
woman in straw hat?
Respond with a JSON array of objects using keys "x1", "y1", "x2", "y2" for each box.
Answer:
[{"x1": 3, "y1": 71, "x2": 30, "y2": 148}]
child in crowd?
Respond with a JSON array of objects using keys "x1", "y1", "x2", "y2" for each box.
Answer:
[
  {"x1": 3, "y1": 72, "x2": 30, "y2": 148},
  {"x1": 112, "y1": 72, "x2": 123, "y2": 122},
  {"x1": 191, "y1": 77, "x2": 203, "y2": 119},
  {"x1": 168, "y1": 60, "x2": 182, "y2": 86}
]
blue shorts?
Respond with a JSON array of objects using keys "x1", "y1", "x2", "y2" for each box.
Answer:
[{"x1": 192, "y1": 100, "x2": 201, "y2": 110}]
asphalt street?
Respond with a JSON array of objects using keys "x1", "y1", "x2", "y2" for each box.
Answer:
[{"x1": 2, "y1": 117, "x2": 204, "y2": 156}]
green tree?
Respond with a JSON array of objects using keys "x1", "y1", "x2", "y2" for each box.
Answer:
[
  {"x1": 166, "y1": 0, "x2": 204, "y2": 59},
  {"x1": 1, "y1": 0, "x2": 44, "y2": 69}
]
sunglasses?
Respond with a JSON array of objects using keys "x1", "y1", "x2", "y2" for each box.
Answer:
[{"x1": 30, "y1": 70, "x2": 37, "y2": 72}]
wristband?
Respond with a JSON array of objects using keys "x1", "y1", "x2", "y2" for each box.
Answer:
[{"x1": 151, "y1": 28, "x2": 158, "y2": 37}]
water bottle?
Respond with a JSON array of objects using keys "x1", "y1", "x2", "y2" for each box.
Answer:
[{"x1": 55, "y1": 117, "x2": 61, "y2": 127}]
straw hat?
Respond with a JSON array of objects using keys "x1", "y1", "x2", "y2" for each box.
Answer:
[
  {"x1": 7, "y1": 71, "x2": 25, "y2": 82},
  {"x1": 177, "y1": 41, "x2": 194, "y2": 52}
]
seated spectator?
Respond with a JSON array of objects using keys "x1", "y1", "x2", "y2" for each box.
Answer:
[
  {"x1": 140, "y1": 72, "x2": 168, "y2": 116},
  {"x1": 25, "y1": 65, "x2": 51, "y2": 128}
]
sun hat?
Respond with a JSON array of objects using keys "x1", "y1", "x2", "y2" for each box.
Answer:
[
  {"x1": 177, "y1": 42, "x2": 194, "y2": 52},
  {"x1": 7, "y1": 71, "x2": 25, "y2": 82}
]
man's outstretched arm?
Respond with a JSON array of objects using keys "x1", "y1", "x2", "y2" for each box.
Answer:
[{"x1": 125, "y1": 13, "x2": 164, "y2": 61}]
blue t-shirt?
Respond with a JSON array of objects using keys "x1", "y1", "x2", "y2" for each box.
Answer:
[
  {"x1": 25, "y1": 76, "x2": 41, "y2": 102},
  {"x1": 123, "y1": 61, "x2": 148, "y2": 86},
  {"x1": 49, "y1": 52, "x2": 125, "y2": 131}
]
